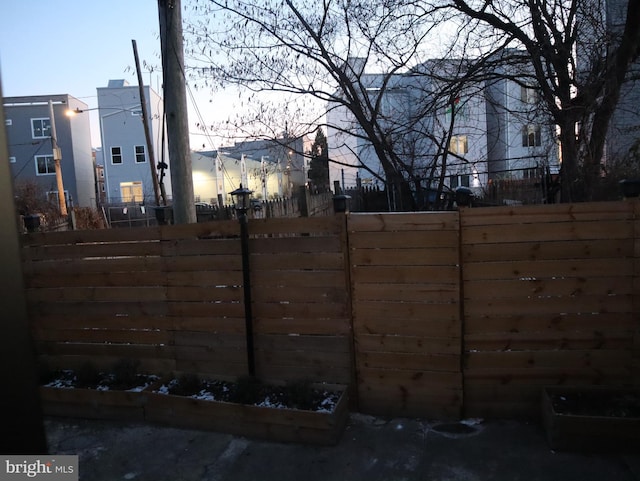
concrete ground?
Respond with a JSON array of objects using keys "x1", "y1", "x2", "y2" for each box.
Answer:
[{"x1": 46, "y1": 414, "x2": 640, "y2": 481}]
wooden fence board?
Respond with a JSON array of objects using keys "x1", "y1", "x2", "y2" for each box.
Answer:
[
  {"x1": 465, "y1": 294, "x2": 633, "y2": 316},
  {"x1": 359, "y1": 352, "x2": 460, "y2": 372},
  {"x1": 248, "y1": 216, "x2": 341, "y2": 236},
  {"x1": 23, "y1": 256, "x2": 164, "y2": 276},
  {"x1": 350, "y1": 247, "x2": 458, "y2": 267},
  {"x1": 252, "y1": 286, "x2": 347, "y2": 304},
  {"x1": 162, "y1": 238, "x2": 239, "y2": 256},
  {"x1": 26, "y1": 271, "x2": 170, "y2": 289},
  {"x1": 27, "y1": 286, "x2": 167, "y2": 303},
  {"x1": 250, "y1": 236, "x2": 342, "y2": 254},
  {"x1": 354, "y1": 302, "x2": 459, "y2": 322},
  {"x1": 465, "y1": 349, "x2": 632, "y2": 370},
  {"x1": 348, "y1": 230, "x2": 459, "y2": 249},
  {"x1": 164, "y1": 255, "x2": 242, "y2": 271},
  {"x1": 353, "y1": 283, "x2": 458, "y2": 303},
  {"x1": 462, "y1": 220, "x2": 632, "y2": 244},
  {"x1": 29, "y1": 301, "x2": 168, "y2": 318},
  {"x1": 348, "y1": 212, "x2": 459, "y2": 232},
  {"x1": 167, "y1": 271, "x2": 243, "y2": 287},
  {"x1": 465, "y1": 331, "x2": 634, "y2": 351},
  {"x1": 23, "y1": 241, "x2": 163, "y2": 261},
  {"x1": 463, "y1": 239, "x2": 634, "y2": 263},
  {"x1": 355, "y1": 334, "x2": 460, "y2": 355},
  {"x1": 253, "y1": 317, "x2": 351, "y2": 336},
  {"x1": 465, "y1": 312, "x2": 637, "y2": 338},
  {"x1": 464, "y1": 276, "x2": 633, "y2": 300},
  {"x1": 30, "y1": 314, "x2": 175, "y2": 331},
  {"x1": 32, "y1": 327, "x2": 171, "y2": 344},
  {"x1": 351, "y1": 265, "x2": 459, "y2": 284},
  {"x1": 168, "y1": 301, "x2": 245, "y2": 318},
  {"x1": 22, "y1": 226, "x2": 163, "y2": 246},
  {"x1": 251, "y1": 252, "x2": 345, "y2": 271},
  {"x1": 460, "y1": 201, "x2": 632, "y2": 226},
  {"x1": 252, "y1": 270, "x2": 345, "y2": 288},
  {"x1": 255, "y1": 334, "x2": 351, "y2": 353},
  {"x1": 463, "y1": 258, "x2": 633, "y2": 281}
]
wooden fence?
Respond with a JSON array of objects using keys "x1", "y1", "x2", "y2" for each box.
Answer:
[{"x1": 22, "y1": 200, "x2": 639, "y2": 419}]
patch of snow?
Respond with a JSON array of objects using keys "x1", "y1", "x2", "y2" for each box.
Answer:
[{"x1": 460, "y1": 418, "x2": 484, "y2": 426}]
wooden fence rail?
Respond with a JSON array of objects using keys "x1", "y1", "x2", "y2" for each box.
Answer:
[{"x1": 22, "y1": 200, "x2": 640, "y2": 419}]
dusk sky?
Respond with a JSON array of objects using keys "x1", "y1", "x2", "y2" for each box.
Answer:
[{"x1": 0, "y1": 1, "x2": 224, "y2": 149}]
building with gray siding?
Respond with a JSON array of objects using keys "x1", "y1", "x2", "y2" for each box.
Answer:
[{"x1": 4, "y1": 94, "x2": 96, "y2": 209}]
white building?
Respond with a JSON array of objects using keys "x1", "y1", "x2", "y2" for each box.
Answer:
[{"x1": 327, "y1": 55, "x2": 560, "y2": 202}]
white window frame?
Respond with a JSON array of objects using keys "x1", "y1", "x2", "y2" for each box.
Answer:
[
  {"x1": 31, "y1": 118, "x2": 51, "y2": 139},
  {"x1": 120, "y1": 181, "x2": 144, "y2": 202},
  {"x1": 521, "y1": 85, "x2": 538, "y2": 104},
  {"x1": 522, "y1": 125, "x2": 542, "y2": 147},
  {"x1": 134, "y1": 145, "x2": 147, "y2": 163},
  {"x1": 449, "y1": 135, "x2": 469, "y2": 155},
  {"x1": 9, "y1": 156, "x2": 16, "y2": 163},
  {"x1": 111, "y1": 146, "x2": 123, "y2": 165},
  {"x1": 35, "y1": 154, "x2": 56, "y2": 175},
  {"x1": 5, "y1": 119, "x2": 12, "y2": 126}
]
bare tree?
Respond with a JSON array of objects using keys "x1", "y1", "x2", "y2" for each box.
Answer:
[
  {"x1": 443, "y1": 0, "x2": 640, "y2": 201},
  {"x1": 184, "y1": 0, "x2": 457, "y2": 209}
]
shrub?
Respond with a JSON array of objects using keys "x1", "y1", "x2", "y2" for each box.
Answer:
[
  {"x1": 231, "y1": 376, "x2": 263, "y2": 405},
  {"x1": 75, "y1": 361, "x2": 102, "y2": 388},
  {"x1": 111, "y1": 359, "x2": 141, "y2": 389}
]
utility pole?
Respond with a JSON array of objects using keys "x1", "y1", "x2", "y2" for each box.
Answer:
[
  {"x1": 158, "y1": 0, "x2": 196, "y2": 224},
  {"x1": 48, "y1": 100, "x2": 67, "y2": 216},
  {"x1": 132, "y1": 39, "x2": 163, "y2": 206}
]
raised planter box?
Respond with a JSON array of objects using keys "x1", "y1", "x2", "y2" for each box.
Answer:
[
  {"x1": 40, "y1": 378, "x2": 349, "y2": 446},
  {"x1": 144, "y1": 384, "x2": 349, "y2": 445},
  {"x1": 39, "y1": 386, "x2": 149, "y2": 422},
  {"x1": 542, "y1": 386, "x2": 640, "y2": 451}
]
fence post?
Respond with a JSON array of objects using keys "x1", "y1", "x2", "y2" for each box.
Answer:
[
  {"x1": 337, "y1": 209, "x2": 359, "y2": 409},
  {"x1": 633, "y1": 200, "x2": 640, "y2": 386}
]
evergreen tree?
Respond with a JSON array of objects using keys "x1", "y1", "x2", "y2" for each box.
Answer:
[{"x1": 307, "y1": 128, "x2": 329, "y2": 190}]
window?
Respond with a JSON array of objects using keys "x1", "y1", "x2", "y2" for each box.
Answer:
[
  {"x1": 120, "y1": 181, "x2": 143, "y2": 202},
  {"x1": 522, "y1": 125, "x2": 542, "y2": 147},
  {"x1": 31, "y1": 118, "x2": 51, "y2": 139},
  {"x1": 135, "y1": 145, "x2": 146, "y2": 163},
  {"x1": 521, "y1": 85, "x2": 537, "y2": 104},
  {"x1": 35, "y1": 155, "x2": 55, "y2": 175},
  {"x1": 5, "y1": 119, "x2": 12, "y2": 126},
  {"x1": 9, "y1": 156, "x2": 16, "y2": 163},
  {"x1": 449, "y1": 174, "x2": 470, "y2": 189},
  {"x1": 111, "y1": 146, "x2": 123, "y2": 164},
  {"x1": 449, "y1": 135, "x2": 468, "y2": 155}
]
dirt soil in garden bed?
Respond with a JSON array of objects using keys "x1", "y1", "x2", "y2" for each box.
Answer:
[
  {"x1": 550, "y1": 391, "x2": 640, "y2": 418},
  {"x1": 41, "y1": 360, "x2": 158, "y2": 392},
  {"x1": 154, "y1": 374, "x2": 342, "y2": 412}
]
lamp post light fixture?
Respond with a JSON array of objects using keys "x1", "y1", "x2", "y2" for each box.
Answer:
[
  {"x1": 332, "y1": 194, "x2": 351, "y2": 214},
  {"x1": 230, "y1": 184, "x2": 256, "y2": 377}
]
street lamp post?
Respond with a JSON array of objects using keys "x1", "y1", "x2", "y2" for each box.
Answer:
[{"x1": 230, "y1": 184, "x2": 256, "y2": 378}]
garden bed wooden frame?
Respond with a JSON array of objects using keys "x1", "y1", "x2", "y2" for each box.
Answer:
[
  {"x1": 39, "y1": 384, "x2": 349, "y2": 446},
  {"x1": 541, "y1": 386, "x2": 640, "y2": 451}
]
